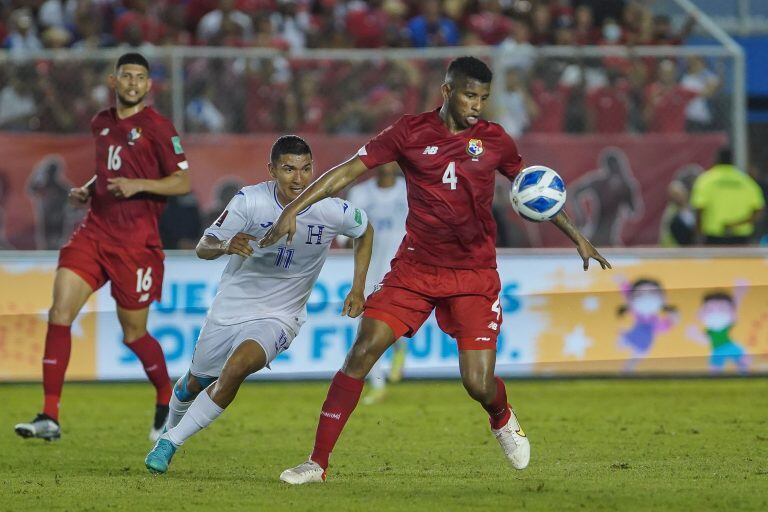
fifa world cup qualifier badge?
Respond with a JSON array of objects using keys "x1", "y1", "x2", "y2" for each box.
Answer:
[
  {"x1": 466, "y1": 138, "x2": 483, "y2": 161},
  {"x1": 127, "y1": 127, "x2": 142, "y2": 145}
]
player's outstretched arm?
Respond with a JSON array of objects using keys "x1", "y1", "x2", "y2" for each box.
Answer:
[
  {"x1": 107, "y1": 170, "x2": 191, "y2": 199},
  {"x1": 551, "y1": 210, "x2": 612, "y2": 271},
  {"x1": 259, "y1": 156, "x2": 370, "y2": 247},
  {"x1": 342, "y1": 222, "x2": 374, "y2": 318},
  {"x1": 196, "y1": 232, "x2": 257, "y2": 260}
]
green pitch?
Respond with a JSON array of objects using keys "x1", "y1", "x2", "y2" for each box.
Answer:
[{"x1": 2, "y1": 379, "x2": 767, "y2": 511}]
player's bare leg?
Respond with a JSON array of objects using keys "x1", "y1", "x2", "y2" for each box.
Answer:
[
  {"x1": 280, "y1": 317, "x2": 397, "y2": 484},
  {"x1": 146, "y1": 340, "x2": 266, "y2": 474},
  {"x1": 117, "y1": 306, "x2": 172, "y2": 441},
  {"x1": 15, "y1": 268, "x2": 93, "y2": 440},
  {"x1": 459, "y1": 349, "x2": 530, "y2": 470}
]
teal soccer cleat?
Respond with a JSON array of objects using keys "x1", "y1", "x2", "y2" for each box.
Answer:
[{"x1": 145, "y1": 437, "x2": 177, "y2": 474}]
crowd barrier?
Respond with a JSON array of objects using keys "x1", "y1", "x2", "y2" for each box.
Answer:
[{"x1": 2, "y1": 248, "x2": 766, "y2": 381}]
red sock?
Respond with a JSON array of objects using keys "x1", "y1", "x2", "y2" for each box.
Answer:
[
  {"x1": 42, "y1": 323, "x2": 72, "y2": 421},
  {"x1": 310, "y1": 371, "x2": 364, "y2": 470},
  {"x1": 126, "y1": 333, "x2": 172, "y2": 405},
  {"x1": 483, "y1": 376, "x2": 512, "y2": 430}
]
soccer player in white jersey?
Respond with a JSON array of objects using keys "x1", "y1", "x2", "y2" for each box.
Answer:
[
  {"x1": 144, "y1": 135, "x2": 374, "y2": 474},
  {"x1": 345, "y1": 163, "x2": 408, "y2": 404}
]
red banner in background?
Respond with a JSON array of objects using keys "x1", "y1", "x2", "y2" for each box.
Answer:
[{"x1": 0, "y1": 132, "x2": 726, "y2": 249}]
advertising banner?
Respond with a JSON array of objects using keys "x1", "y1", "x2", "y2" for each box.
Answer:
[
  {"x1": 0, "y1": 132, "x2": 725, "y2": 249},
  {"x1": 2, "y1": 249, "x2": 767, "y2": 382}
]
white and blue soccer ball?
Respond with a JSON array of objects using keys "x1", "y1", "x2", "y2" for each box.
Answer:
[{"x1": 509, "y1": 165, "x2": 567, "y2": 222}]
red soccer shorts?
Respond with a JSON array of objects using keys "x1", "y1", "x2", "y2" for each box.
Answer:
[
  {"x1": 363, "y1": 258, "x2": 502, "y2": 351},
  {"x1": 58, "y1": 229, "x2": 164, "y2": 310}
]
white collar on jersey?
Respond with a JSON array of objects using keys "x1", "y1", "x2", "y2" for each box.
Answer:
[{"x1": 272, "y1": 182, "x2": 311, "y2": 215}]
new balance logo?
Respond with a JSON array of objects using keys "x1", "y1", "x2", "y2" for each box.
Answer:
[
  {"x1": 475, "y1": 336, "x2": 492, "y2": 341},
  {"x1": 100, "y1": 128, "x2": 110, "y2": 136},
  {"x1": 423, "y1": 146, "x2": 439, "y2": 155},
  {"x1": 139, "y1": 293, "x2": 150, "y2": 302},
  {"x1": 321, "y1": 411, "x2": 342, "y2": 420},
  {"x1": 42, "y1": 358, "x2": 58, "y2": 365},
  {"x1": 487, "y1": 321, "x2": 498, "y2": 331}
]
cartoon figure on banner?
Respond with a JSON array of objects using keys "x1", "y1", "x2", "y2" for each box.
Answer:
[
  {"x1": 616, "y1": 277, "x2": 678, "y2": 372},
  {"x1": 686, "y1": 280, "x2": 750, "y2": 373}
]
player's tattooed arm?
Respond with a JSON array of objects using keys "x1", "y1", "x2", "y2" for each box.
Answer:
[
  {"x1": 68, "y1": 175, "x2": 97, "y2": 206},
  {"x1": 343, "y1": 222, "x2": 375, "y2": 318},
  {"x1": 196, "y1": 233, "x2": 257, "y2": 260},
  {"x1": 551, "y1": 210, "x2": 612, "y2": 271},
  {"x1": 260, "y1": 156, "x2": 370, "y2": 247}
]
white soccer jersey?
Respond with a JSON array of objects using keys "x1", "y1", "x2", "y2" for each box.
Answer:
[
  {"x1": 346, "y1": 177, "x2": 407, "y2": 295},
  {"x1": 204, "y1": 181, "x2": 369, "y2": 331}
]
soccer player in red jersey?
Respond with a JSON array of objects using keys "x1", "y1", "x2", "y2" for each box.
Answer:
[
  {"x1": 261, "y1": 57, "x2": 611, "y2": 484},
  {"x1": 14, "y1": 53, "x2": 191, "y2": 442}
]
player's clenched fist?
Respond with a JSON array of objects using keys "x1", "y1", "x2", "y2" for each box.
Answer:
[
  {"x1": 222, "y1": 232, "x2": 258, "y2": 258},
  {"x1": 68, "y1": 186, "x2": 91, "y2": 207},
  {"x1": 341, "y1": 289, "x2": 365, "y2": 318}
]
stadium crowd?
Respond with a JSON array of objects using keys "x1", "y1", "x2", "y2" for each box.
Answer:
[{"x1": 0, "y1": 0, "x2": 726, "y2": 136}]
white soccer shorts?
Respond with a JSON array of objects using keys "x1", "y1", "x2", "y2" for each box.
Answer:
[{"x1": 190, "y1": 317, "x2": 296, "y2": 378}]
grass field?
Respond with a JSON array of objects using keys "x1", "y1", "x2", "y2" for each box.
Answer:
[{"x1": 2, "y1": 379, "x2": 767, "y2": 511}]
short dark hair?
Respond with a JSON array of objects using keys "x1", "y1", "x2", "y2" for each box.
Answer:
[
  {"x1": 446, "y1": 56, "x2": 493, "y2": 85},
  {"x1": 270, "y1": 135, "x2": 312, "y2": 163},
  {"x1": 116, "y1": 52, "x2": 150, "y2": 72},
  {"x1": 702, "y1": 291, "x2": 734, "y2": 305},
  {"x1": 717, "y1": 147, "x2": 733, "y2": 165}
]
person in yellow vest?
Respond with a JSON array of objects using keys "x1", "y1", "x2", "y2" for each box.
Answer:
[{"x1": 690, "y1": 148, "x2": 765, "y2": 245}]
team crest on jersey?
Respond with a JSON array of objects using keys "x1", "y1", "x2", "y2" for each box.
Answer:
[
  {"x1": 127, "y1": 127, "x2": 142, "y2": 145},
  {"x1": 466, "y1": 139, "x2": 484, "y2": 159}
]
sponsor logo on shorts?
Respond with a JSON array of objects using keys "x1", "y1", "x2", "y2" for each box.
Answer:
[
  {"x1": 42, "y1": 358, "x2": 58, "y2": 365},
  {"x1": 100, "y1": 128, "x2": 110, "y2": 136},
  {"x1": 487, "y1": 321, "x2": 498, "y2": 331},
  {"x1": 321, "y1": 411, "x2": 342, "y2": 420},
  {"x1": 475, "y1": 336, "x2": 492, "y2": 342},
  {"x1": 139, "y1": 293, "x2": 150, "y2": 302}
]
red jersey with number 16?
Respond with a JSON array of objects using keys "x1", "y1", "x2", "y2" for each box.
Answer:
[
  {"x1": 78, "y1": 106, "x2": 189, "y2": 248},
  {"x1": 357, "y1": 109, "x2": 522, "y2": 269}
]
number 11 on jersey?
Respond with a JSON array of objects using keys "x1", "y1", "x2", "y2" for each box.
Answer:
[{"x1": 442, "y1": 161, "x2": 457, "y2": 190}]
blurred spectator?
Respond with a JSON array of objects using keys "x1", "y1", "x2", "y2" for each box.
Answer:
[
  {"x1": 38, "y1": 0, "x2": 67, "y2": 30},
  {"x1": 681, "y1": 56, "x2": 720, "y2": 132},
  {"x1": 345, "y1": 0, "x2": 390, "y2": 48},
  {"x1": 270, "y1": 0, "x2": 311, "y2": 52},
  {"x1": 598, "y1": 16, "x2": 623, "y2": 45},
  {"x1": 407, "y1": 0, "x2": 459, "y2": 48},
  {"x1": 658, "y1": 180, "x2": 696, "y2": 247},
  {"x1": 496, "y1": 68, "x2": 537, "y2": 138},
  {"x1": 573, "y1": 5, "x2": 599, "y2": 45},
  {"x1": 586, "y1": 69, "x2": 629, "y2": 133},
  {"x1": 575, "y1": 0, "x2": 625, "y2": 28},
  {"x1": 0, "y1": 66, "x2": 37, "y2": 130},
  {"x1": 691, "y1": 148, "x2": 765, "y2": 245},
  {"x1": 644, "y1": 59, "x2": 698, "y2": 133},
  {"x1": 467, "y1": 0, "x2": 512, "y2": 46},
  {"x1": 186, "y1": 80, "x2": 227, "y2": 133},
  {"x1": 651, "y1": 14, "x2": 694, "y2": 45},
  {"x1": 71, "y1": 6, "x2": 114, "y2": 50},
  {"x1": 114, "y1": 0, "x2": 167, "y2": 46},
  {"x1": 528, "y1": 64, "x2": 570, "y2": 133},
  {"x1": 529, "y1": 3, "x2": 553, "y2": 46},
  {"x1": 0, "y1": 171, "x2": 12, "y2": 249},
  {"x1": 204, "y1": 179, "x2": 245, "y2": 228},
  {"x1": 197, "y1": 0, "x2": 253, "y2": 44},
  {"x1": 160, "y1": 194, "x2": 203, "y2": 249},
  {"x1": 3, "y1": 8, "x2": 43, "y2": 55},
  {"x1": 26, "y1": 156, "x2": 73, "y2": 249},
  {"x1": 498, "y1": 21, "x2": 535, "y2": 72}
]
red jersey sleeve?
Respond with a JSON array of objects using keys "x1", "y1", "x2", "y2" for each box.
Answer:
[
  {"x1": 151, "y1": 119, "x2": 189, "y2": 176},
  {"x1": 497, "y1": 128, "x2": 523, "y2": 180},
  {"x1": 357, "y1": 115, "x2": 408, "y2": 169}
]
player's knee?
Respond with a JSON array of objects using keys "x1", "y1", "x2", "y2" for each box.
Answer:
[
  {"x1": 462, "y1": 374, "x2": 495, "y2": 403},
  {"x1": 48, "y1": 304, "x2": 75, "y2": 325}
]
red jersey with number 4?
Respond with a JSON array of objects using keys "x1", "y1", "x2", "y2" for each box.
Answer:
[
  {"x1": 79, "y1": 106, "x2": 188, "y2": 248},
  {"x1": 357, "y1": 109, "x2": 522, "y2": 269}
]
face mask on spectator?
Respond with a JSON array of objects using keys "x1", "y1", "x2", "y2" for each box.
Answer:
[{"x1": 603, "y1": 24, "x2": 621, "y2": 43}]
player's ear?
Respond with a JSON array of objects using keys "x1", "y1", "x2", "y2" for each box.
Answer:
[
  {"x1": 146, "y1": 77, "x2": 153, "y2": 93},
  {"x1": 267, "y1": 161, "x2": 276, "y2": 179},
  {"x1": 441, "y1": 82, "x2": 451, "y2": 102},
  {"x1": 107, "y1": 73, "x2": 116, "y2": 90}
]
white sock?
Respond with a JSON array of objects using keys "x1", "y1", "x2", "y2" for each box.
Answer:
[
  {"x1": 167, "y1": 393, "x2": 192, "y2": 430},
  {"x1": 166, "y1": 390, "x2": 223, "y2": 446},
  {"x1": 367, "y1": 358, "x2": 386, "y2": 390}
]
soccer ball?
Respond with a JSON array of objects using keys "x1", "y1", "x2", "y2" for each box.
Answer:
[{"x1": 509, "y1": 165, "x2": 567, "y2": 222}]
